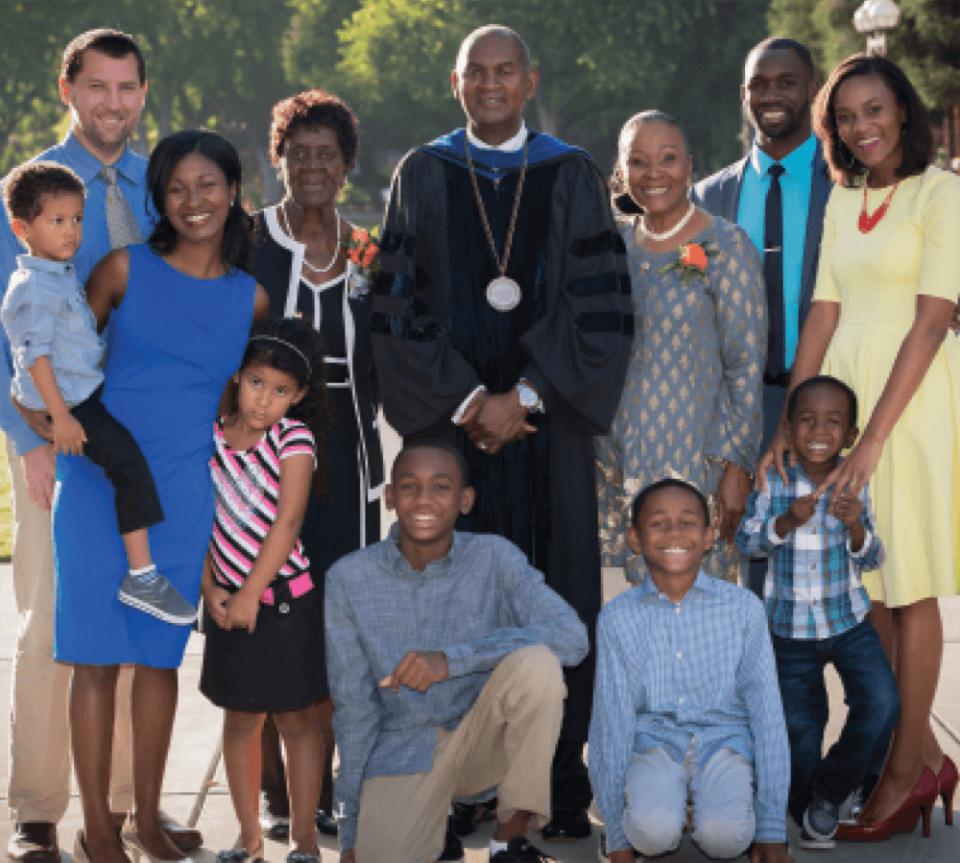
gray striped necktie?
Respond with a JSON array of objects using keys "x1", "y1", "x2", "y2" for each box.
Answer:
[{"x1": 100, "y1": 165, "x2": 141, "y2": 249}]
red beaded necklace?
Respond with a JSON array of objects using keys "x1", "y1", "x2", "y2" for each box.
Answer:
[{"x1": 858, "y1": 181, "x2": 900, "y2": 233}]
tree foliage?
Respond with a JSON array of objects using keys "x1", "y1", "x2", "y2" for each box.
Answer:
[
  {"x1": 1, "y1": 0, "x2": 776, "y2": 206},
  {"x1": 767, "y1": 0, "x2": 960, "y2": 110},
  {"x1": 327, "y1": 0, "x2": 768, "y2": 179}
]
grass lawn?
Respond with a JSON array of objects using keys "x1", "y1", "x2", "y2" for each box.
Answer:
[{"x1": 0, "y1": 434, "x2": 11, "y2": 560}]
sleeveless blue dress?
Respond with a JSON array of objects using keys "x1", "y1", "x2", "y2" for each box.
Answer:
[{"x1": 53, "y1": 243, "x2": 255, "y2": 667}]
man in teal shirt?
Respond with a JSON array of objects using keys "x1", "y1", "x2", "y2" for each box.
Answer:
[{"x1": 694, "y1": 37, "x2": 831, "y2": 597}]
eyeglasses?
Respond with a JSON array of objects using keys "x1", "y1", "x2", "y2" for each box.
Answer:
[{"x1": 284, "y1": 146, "x2": 342, "y2": 166}]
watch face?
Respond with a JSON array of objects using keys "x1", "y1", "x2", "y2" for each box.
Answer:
[{"x1": 517, "y1": 384, "x2": 537, "y2": 408}]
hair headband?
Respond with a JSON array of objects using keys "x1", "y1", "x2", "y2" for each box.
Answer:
[{"x1": 248, "y1": 334, "x2": 312, "y2": 376}]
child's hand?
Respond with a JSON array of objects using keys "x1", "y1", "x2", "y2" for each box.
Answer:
[
  {"x1": 224, "y1": 588, "x2": 260, "y2": 634},
  {"x1": 379, "y1": 650, "x2": 449, "y2": 692},
  {"x1": 52, "y1": 412, "x2": 87, "y2": 455},
  {"x1": 201, "y1": 582, "x2": 232, "y2": 630},
  {"x1": 775, "y1": 493, "x2": 817, "y2": 538},
  {"x1": 828, "y1": 489, "x2": 862, "y2": 528},
  {"x1": 787, "y1": 494, "x2": 817, "y2": 526}
]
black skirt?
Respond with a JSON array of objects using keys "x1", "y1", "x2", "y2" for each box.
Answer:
[{"x1": 200, "y1": 588, "x2": 327, "y2": 713}]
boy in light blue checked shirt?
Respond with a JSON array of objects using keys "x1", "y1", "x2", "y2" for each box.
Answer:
[
  {"x1": 737, "y1": 375, "x2": 899, "y2": 850},
  {"x1": 590, "y1": 478, "x2": 791, "y2": 863}
]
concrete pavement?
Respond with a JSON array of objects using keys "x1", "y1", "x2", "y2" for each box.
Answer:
[{"x1": 0, "y1": 562, "x2": 958, "y2": 862}]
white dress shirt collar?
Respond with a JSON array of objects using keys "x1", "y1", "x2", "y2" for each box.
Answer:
[{"x1": 466, "y1": 122, "x2": 528, "y2": 152}]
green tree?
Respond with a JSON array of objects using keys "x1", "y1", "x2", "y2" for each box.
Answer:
[
  {"x1": 768, "y1": 0, "x2": 960, "y2": 107},
  {"x1": 0, "y1": 0, "x2": 294, "y2": 201},
  {"x1": 318, "y1": 0, "x2": 769, "y2": 187}
]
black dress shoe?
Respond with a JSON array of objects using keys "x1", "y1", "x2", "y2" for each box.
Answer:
[
  {"x1": 314, "y1": 809, "x2": 338, "y2": 837},
  {"x1": 451, "y1": 798, "x2": 497, "y2": 837},
  {"x1": 436, "y1": 817, "x2": 463, "y2": 862},
  {"x1": 490, "y1": 838, "x2": 556, "y2": 862},
  {"x1": 540, "y1": 808, "x2": 591, "y2": 842},
  {"x1": 7, "y1": 822, "x2": 59, "y2": 863}
]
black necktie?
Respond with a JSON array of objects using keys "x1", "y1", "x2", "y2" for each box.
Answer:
[{"x1": 764, "y1": 163, "x2": 786, "y2": 380}]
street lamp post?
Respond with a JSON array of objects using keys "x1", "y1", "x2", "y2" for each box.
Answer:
[{"x1": 853, "y1": 0, "x2": 901, "y2": 56}]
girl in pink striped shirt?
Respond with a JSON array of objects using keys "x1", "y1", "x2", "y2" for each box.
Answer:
[{"x1": 200, "y1": 318, "x2": 329, "y2": 863}]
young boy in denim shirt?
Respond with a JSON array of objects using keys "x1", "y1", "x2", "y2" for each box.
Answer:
[
  {"x1": 737, "y1": 375, "x2": 899, "y2": 849},
  {"x1": 591, "y1": 478, "x2": 791, "y2": 863},
  {"x1": 1, "y1": 161, "x2": 194, "y2": 624}
]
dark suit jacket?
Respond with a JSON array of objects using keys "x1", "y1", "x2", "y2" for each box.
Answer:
[{"x1": 693, "y1": 142, "x2": 832, "y2": 335}]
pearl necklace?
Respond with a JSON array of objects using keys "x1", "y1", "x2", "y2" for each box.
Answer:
[
  {"x1": 280, "y1": 201, "x2": 342, "y2": 274},
  {"x1": 637, "y1": 201, "x2": 696, "y2": 243}
]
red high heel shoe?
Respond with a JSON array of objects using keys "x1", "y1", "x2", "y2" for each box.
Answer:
[
  {"x1": 938, "y1": 755, "x2": 958, "y2": 826},
  {"x1": 836, "y1": 767, "x2": 938, "y2": 842}
]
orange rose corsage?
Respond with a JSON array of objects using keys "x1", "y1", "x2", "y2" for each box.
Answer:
[
  {"x1": 660, "y1": 242, "x2": 714, "y2": 282},
  {"x1": 344, "y1": 226, "x2": 380, "y2": 297}
]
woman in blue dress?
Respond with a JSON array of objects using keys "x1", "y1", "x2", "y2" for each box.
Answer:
[{"x1": 52, "y1": 130, "x2": 268, "y2": 863}]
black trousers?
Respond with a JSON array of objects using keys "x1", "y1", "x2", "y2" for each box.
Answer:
[{"x1": 71, "y1": 386, "x2": 164, "y2": 535}]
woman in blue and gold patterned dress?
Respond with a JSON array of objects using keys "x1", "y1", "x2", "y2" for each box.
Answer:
[{"x1": 597, "y1": 111, "x2": 766, "y2": 583}]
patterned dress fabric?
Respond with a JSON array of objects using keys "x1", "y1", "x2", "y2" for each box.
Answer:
[
  {"x1": 813, "y1": 167, "x2": 960, "y2": 607},
  {"x1": 597, "y1": 216, "x2": 765, "y2": 583}
]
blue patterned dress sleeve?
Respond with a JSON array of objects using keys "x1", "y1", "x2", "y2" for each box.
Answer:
[{"x1": 596, "y1": 217, "x2": 765, "y2": 583}]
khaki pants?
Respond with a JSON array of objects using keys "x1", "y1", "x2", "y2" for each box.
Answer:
[
  {"x1": 6, "y1": 440, "x2": 133, "y2": 823},
  {"x1": 355, "y1": 645, "x2": 566, "y2": 863}
]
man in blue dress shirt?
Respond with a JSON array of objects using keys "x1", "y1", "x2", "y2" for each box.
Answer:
[
  {"x1": 0, "y1": 28, "x2": 198, "y2": 861},
  {"x1": 694, "y1": 37, "x2": 831, "y2": 598},
  {"x1": 590, "y1": 479, "x2": 791, "y2": 863}
]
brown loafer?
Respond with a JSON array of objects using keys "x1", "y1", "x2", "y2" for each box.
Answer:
[{"x1": 7, "y1": 822, "x2": 59, "y2": 863}]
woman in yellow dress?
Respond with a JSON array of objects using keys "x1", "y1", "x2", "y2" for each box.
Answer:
[{"x1": 762, "y1": 54, "x2": 959, "y2": 840}]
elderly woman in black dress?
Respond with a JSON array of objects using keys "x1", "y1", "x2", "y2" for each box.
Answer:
[{"x1": 248, "y1": 89, "x2": 384, "y2": 838}]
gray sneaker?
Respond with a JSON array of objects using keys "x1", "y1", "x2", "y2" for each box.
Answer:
[
  {"x1": 803, "y1": 795, "x2": 839, "y2": 844},
  {"x1": 117, "y1": 568, "x2": 197, "y2": 625}
]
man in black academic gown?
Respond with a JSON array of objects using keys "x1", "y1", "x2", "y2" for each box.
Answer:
[{"x1": 370, "y1": 24, "x2": 632, "y2": 849}]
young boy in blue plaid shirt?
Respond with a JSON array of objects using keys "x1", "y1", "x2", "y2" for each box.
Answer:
[
  {"x1": 591, "y1": 479, "x2": 791, "y2": 863},
  {"x1": 737, "y1": 375, "x2": 899, "y2": 850}
]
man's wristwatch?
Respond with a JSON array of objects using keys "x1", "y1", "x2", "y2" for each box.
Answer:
[{"x1": 516, "y1": 379, "x2": 544, "y2": 414}]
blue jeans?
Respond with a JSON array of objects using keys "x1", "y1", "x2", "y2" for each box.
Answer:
[{"x1": 772, "y1": 619, "x2": 900, "y2": 824}]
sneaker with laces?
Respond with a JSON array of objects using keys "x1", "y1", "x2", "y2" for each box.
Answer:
[
  {"x1": 803, "y1": 795, "x2": 839, "y2": 844},
  {"x1": 838, "y1": 774, "x2": 877, "y2": 824},
  {"x1": 837, "y1": 787, "x2": 864, "y2": 824},
  {"x1": 117, "y1": 567, "x2": 197, "y2": 625},
  {"x1": 490, "y1": 838, "x2": 555, "y2": 862}
]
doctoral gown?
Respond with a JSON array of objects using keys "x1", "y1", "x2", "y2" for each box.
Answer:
[{"x1": 370, "y1": 129, "x2": 632, "y2": 740}]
